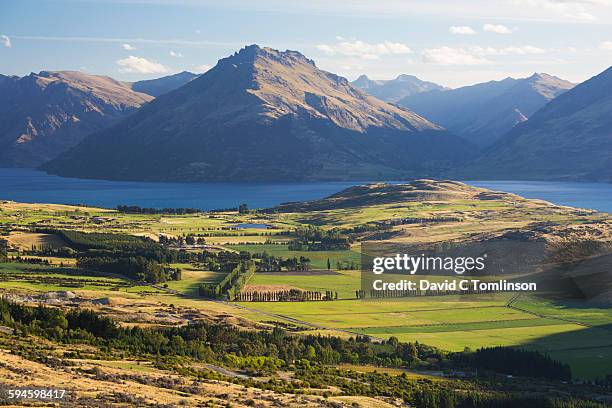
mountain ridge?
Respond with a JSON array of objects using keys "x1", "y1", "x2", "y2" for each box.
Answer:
[
  {"x1": 42, "y1": 45, "x2": 471, "y2": 182},
  {"x1": 131, "y1": 71, "x2": 199, "y2": 97},
  {"x1": 0, "y1": 70, "x2": 153, "y2": 167},
  {"x1": 399, "y1": 73, "x2": 574, "y2": 147},
  {"x1": 461, "y1": 66, "x2": 612, "y2": 182},
  {"x1": 351, "y1": 73, "x2": 447, "y2": 103}
]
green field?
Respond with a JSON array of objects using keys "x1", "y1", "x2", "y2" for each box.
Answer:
[
  {"x1": 164, "y1": 264, "x2": 227, "y2": 296},
  {"x1": 229, "y1": 244, "x2": 361, "y2": 270},
  {"x1": 2, "y1": 186, "x2": 611, "y2": 381},
  {"x1": 238, "y1": 286, "x2": 612, "y2": 378},
  {"x1": 247, "y1": 269, "x2": 361, "y2": 298}
]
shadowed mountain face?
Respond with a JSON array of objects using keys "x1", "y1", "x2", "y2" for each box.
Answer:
[
  {"x1": 131, "y1": 71, "x2": 199, "y2": 97},
  {"x1": 0, "y1": 71, "x2": 153, "y2": 167},
  {"x1": 351, "y1": 74, "x2": 447, "y2": 103},
  {"x1": 43, "y1": 45, "x2": 472, "y2": 182},
  {"x1": 463, "y1": 66, "x2": 612, "y2": 182},
  {"x1": 400, "y1": 73, "x2": 574, "y2": 147}
]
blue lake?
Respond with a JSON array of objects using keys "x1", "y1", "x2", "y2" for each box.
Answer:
[
  {"x1": 468, "y1": 180, "x2": 612, "y2": 213},
  {"x1": 0, "y1": 169, "x2": 610, "y2": 213}
]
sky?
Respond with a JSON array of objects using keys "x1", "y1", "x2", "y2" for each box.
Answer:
[{"x1": 1, "y1": 0, "x2": 612, "y2": 88}]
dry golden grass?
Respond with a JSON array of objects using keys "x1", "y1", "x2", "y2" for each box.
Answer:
[
  {"x1": 0, "y1": 201, "x2": 112, "y2": 213},
  {"x1": 330, "y1": 396, "x2": 399, "y2": 408},
  {"x1": 7, "y1": 232, "x2": 68, "y2": 250},
  {"x1": 0, "y1": 346, "x2": 391, "y2": 407}
]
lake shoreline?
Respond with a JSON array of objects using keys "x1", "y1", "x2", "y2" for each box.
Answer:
[{"x1": 1, "y1": 168, "x2": 611, "y2": 213}]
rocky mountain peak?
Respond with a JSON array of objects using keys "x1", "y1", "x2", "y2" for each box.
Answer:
[{"x1": 42, "y1": 46, "x2": 468, "y2": 182}]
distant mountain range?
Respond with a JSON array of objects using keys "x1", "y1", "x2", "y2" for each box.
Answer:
[
  {"x1": 463, "y1": 67, "x2": 612, "y2": 182},
  {"x1": 42, "y1": 45, "x2": 470, "y2": 181},
  {"x1": 400, "y1": 73, "x2": 574, "y2": 147},
  {"x1": 131, "y1": 71, "x2": 198, "y2": 97},
  {"x1": 2, "y1": 46, "x2": 610, "y2": 183},
  {"x1": 0, "y1": 70, "x2": 203, "y2": 168},
  {"x1": 0, "y1": 71, "x2": 153, "y2": 167},
  {"x1": 351, "y1": 74, "x2": 447, "y2": 103}
]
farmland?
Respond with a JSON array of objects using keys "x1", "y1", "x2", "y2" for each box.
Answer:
[{"x1": 1, "y1": 179, "x2": 611, "y2": 403}]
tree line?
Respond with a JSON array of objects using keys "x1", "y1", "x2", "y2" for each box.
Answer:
[
  {"x1": 235, "y1": 289, "x2": 338, "y2": 302},
  {"x1": 33, "y1": 229, "x2": 188, "y2": 283},
  {"x1": 116, "y1": 205, "x2": 201, "y2": 215},
  {"x1": 288, "y1": 225, "x2": 351, "y2": 251},
  {"x1": 0, "y1": 238, "x2": 8, "y2": 262},
  {"x1": 250, "y1": 251, "x2": 311, "y2": 272},
  {"x1": 197, "y1": 260, "x2": 255, "y2": 300}
]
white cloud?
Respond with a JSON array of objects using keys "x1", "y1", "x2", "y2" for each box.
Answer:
[
  {"x1": 600, "y1": 41, "x2": 612, "y2": 50},
  {"x1": 449, "y1": 26, "x2": 476, "y2": 35},
  {"x1": 116, "y1": 56, "x2": 169, "y2": 74},
  {"x1": 122, "y1": 43, "x2": 136, "y2": 50},
  {"x1": 421, "y1": 44, "x2": 545, "y2": 65},
  {"x1": 317, "y1": 44, "x2": 335, "y2": 54},
  {"x1": 508, "y1": 0, "x2": 606, "y2": 21},
  {"x1": 473, "y1": 45, "x2": 545, "y2": 55},
  {"x1": 195, "y1": 64, "x2": 211, "y2": 72},
  {"x1": 483, "y1": 23, "x2": 513, "y2": 34},
  {"x1": 316, "y1": 39, "x2": 412, "y2": 60},
  {"x1": 169, "y1": 50, "x2": 183, "y2": 57},
  {"x1": 422, "y1": 47, "x2": 490, "y2": 65},
  {"x1": 1, "y1": 35, "x2": 11, "y2": 48}
]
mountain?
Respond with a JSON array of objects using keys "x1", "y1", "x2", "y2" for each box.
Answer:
[
  {"x1": 43, "y1": 45, "x2": 471, "y2": 182},
  {"x1": 399, "y1": 73, "x2": 574, "y2": 147},
  {"x1": 351, "y1": 74, "x2": 446, "y2": 103},
  {"x1": 0, "y1": 71, "x2": 153, "y2": 167},
  {"x1": 462, "y1": 66, "x2": 612, "y2": 182},
  {"x1": 131, "y1": 71, "x2": 198, "y2": 97}
]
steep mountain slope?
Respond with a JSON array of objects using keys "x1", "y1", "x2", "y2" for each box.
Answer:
[
  {"x1": 43, "y1": 45, "x2": 471, "y2": 182},
  {"x1": 131, "y1": 71, "x2": 198, "y2": 97},
  {"x1": 351, "y1": 74, "x2": 446, "y2": 103},
  {"x1": 462, "y1": 66, "x2": 612, "y2": 181},
  {"x1": 399, "y1": 74, "x2": 574, "y2": 147},
  {"x1": 0, "y1": 71, "x2": 153, "y2": 167}
]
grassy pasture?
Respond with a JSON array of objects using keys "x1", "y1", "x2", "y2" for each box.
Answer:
[
  {"x1": 0, "y1": 262, "x2": 134, "y2": 294},
  {"x1": 238, "y1": 292, "x2": 612, "y2": 378},
  {"x1": 230, "y1": 244, "x2": 361, "y2": 270},
  {"x1": 7, "y1": 232, "x2": 68, "y2": 250},
  {"x1": 511, "y1": 296, "x2": 612, "y2": 326},
  {"x1": 549, "y1": 346, "x2": 612, "y2": 379},
  {"x1": 2, "y1": 189, "x2": 611, "y2": 380},
  {"x1": 248, "y1": 270, "x2": 360, "y2": 298},
  {"x1": 164, "y1": 265, "x2": 226, "y2": 296}
]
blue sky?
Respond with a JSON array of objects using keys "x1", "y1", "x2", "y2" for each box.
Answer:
[{"x1": 1, "y1": 0, "x2": 612, "y2": 87}]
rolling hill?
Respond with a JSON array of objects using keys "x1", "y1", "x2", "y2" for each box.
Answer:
[
  {"x1": 463, "y1": 66, "x2": 612, "y2": 181},
  {"x1": 0, "y1": 71, "x2": 153, "y2": 167},
  {"x1": 399, "y1": 73, "x2": 574, "y2": 147},
  {"x1": 351, "y1": 74, "x2": 446, "y2": 103},
  {"x1": 43, "y1": 45, "x2": 471, "y2": 182}
]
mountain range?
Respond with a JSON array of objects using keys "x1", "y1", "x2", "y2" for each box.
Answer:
[
  {"x1": 399, "y1": 73, "x2": 574, "y2": 147},
  {"x1": 0, "y1": 71, "x2": 153, "y2": 167},
  {"x1": 2, "y1": 45, "x2": 610, "y2": 183},
  {"x1": 131, "y1": 71, "x2": 198, "y2": 97},
  {"x1": 42, "y1": 45, "x2": 470, "y2": 181},
  {"x1": 463, "y1": 67, "x2": 612, "y2": 182},
  {"x1": 351, "y1": 74, "x2": 447, "y2": 103}
]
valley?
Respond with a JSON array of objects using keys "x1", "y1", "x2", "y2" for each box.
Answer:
[{"x1": 1, "y1": 180, "x2": 611, "y2": 406}]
